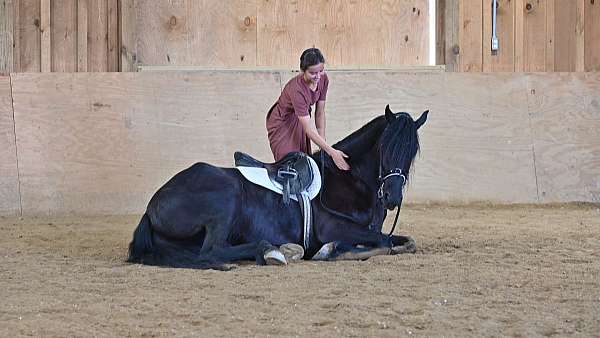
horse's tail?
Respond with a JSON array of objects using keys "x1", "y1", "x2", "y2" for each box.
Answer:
[
  {"x1": 127, "y1": 213, "x2": 230, "y2": 270},
  {"x1": 127, "y1": 213, "x2": 154, "y2": 264}
]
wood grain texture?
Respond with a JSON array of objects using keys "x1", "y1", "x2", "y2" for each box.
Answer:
[
  {"x1": 51, "y1": 0, "x2": 77, "y2": 72},
  {"x1": 0, "y1": 76, "x2": 20, "y2": 215},
  {"x1": 526, "y1": 72, "x2": 600, "y2": 203},
  {"x1": 443, "y1": 0, "x2": 459, "y2": 71},
  {"x1": 87, "y1": 0, "x2": 108, "y2": 72},
  {"x1": 6, "y1": 71, "x2": 600, "y2": 215},
  {"x1": 135, "y1": 0, "x2": 256, "y2": 67},
  {"x1": 106, "y1": 0, "x2": 118, "y2": 71},
  {"x1": 0, "y1": 0, "x2": 15, "y2": 74},
  {"x1": 40, "y1": 0, "x2": 50, "y2": 72},
  {"x1": 517, "y1": 0, "x2": 547, "y2": 71},
  {"x1": 483, "y1": 0, "x2": 515, "y2": 72},
  {"x1": 17, "y1": 0, "x2": 40, "y2": 72},
  {"x1": 118, "y1": 0, "x2": 135, "y2": 71},
  {"x1": 258, "y1": 0, "x2": 428, "y2": 68},
  {"x1": 458, "y1": 0, "x2": 482, "y2": 72},
  {"x1": 11, "y1": 71, "x2": 280, "y2": 215},
  {"x1": 77, "y1": 0, "x2": 88, "y2": 72},
  {"x1": 585, "y1": 0, "x2": 600, "y2": 71}
]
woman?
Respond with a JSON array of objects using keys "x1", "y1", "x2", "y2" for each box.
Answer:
[{"x1": 266, "y1": 48, "x2": 350, "y2": 171}]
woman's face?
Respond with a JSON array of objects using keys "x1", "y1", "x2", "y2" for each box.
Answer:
[{"x1": 303, "y1": 63, "x2": 325, "y2": 86}]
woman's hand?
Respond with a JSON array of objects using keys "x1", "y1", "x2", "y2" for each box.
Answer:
[{"x1": 329, "y1": 149, "x2": 350, "y2": 171}]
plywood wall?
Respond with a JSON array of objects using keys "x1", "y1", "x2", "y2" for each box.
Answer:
[
  {"x1": 441, "y1": 0, "x2": 600, "y2": 72},
  {"x1": 4, "y1": 71, "x2": 599, "y2": 215},
  {"x1": 0, "y1": 76, "x2": 20, "y2": 215},
  {"x1": 2, "y1": 0, "x2": 118, "y2": 73}
]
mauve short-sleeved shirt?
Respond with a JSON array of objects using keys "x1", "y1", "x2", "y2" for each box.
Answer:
[{"x1": 266, "y1": 72, "x2": 329, "y2": 161}]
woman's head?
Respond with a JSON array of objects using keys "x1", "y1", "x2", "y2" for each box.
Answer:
[
  {"x1": 300, "y1": 48, "x2": 325, "y2": 86},
  {"x1": 300, "y1": 48, "x2": 325, "y2": 71}
]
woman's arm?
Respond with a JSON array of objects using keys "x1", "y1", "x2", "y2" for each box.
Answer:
[
  {"x1": 315, "y1": 100, "x2": 326, "y2": 140},
  {"x1": 298, "y1": 115, "x2": 350, "y2": 170}
]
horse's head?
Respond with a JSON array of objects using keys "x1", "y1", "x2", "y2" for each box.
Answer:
[{"x1": 377, "y1": 105, "x2": 428, "y2": 210}]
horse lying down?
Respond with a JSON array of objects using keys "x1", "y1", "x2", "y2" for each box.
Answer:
[{"x1": 127, "y1": 105, "x2": 428, "y2": 269}]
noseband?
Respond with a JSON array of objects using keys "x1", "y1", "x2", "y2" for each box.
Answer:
[
  {"x1": 378, "y1": 164, "x2": 406, "y2": 237},
  {"x1": 377, "y1": 168, "x2": 406, "y2": 200}
]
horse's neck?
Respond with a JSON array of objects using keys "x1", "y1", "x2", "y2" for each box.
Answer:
[{"x1": 349, "y1": 143, "x2": 381, "y2": 191}]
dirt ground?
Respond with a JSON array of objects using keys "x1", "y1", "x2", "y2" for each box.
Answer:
[{"x1": 1, "y1": 204, "x2": 599, "y2": 338}]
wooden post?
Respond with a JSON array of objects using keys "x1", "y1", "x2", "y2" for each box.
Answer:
[
  {"x1": 40, "y1": 0, "x2": 50, "y2": 72},
  {"x1": 0, "y1": 0, "x2": 15, "y2": 74},
  {"x1": 443, "y1": 0, "x2": 459, "y2": 71},
  {"x1": 119, "y1": 0, "x2": 136, "y2": 72},
  {"x1": 77, "y1": 0, "x2": 88, "y2": 72},
  {"x1": 575, "y1": 0, "x2": 585, "y2": 72},
  {"x1": 107, "y1": 0, "x2": 118, "y2": 71}
]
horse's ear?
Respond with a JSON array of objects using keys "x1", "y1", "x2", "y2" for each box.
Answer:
[
  {"x1": 415, "y1": 110, "x2": 429, "y2": 129},
  {"x1": 385, "y1": 104, "x2": 395, "y2": 123}
]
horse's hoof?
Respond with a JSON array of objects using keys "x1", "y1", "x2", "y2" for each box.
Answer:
[
  {"x1": 264, "y1": 249, "x2": 287, "y2": 265},
  {"x1": 391, "y1": 237, "x2": 417, "y2": 254},
  {"x1": 279, "y1": 243, "x2": 304, "y2": 263},
  {"x1": 312, "y1": 242, "x2": 336, "y2": 261}
]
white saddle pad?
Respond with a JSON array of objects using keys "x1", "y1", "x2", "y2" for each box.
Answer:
[{"x1": 236, "y1": 156, "x2": 322, "y2": 201}]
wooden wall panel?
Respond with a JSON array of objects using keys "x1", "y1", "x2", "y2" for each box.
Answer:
[
  {"x1": 0, "y1": 0, "x2": 15, "y2": 74},
  {"x1": 458, "y1": 0, "x2": 482, "y2": 72},
  {"x1": 4, "y1": 71, "x2": 600, "y2": 214},
  {"x1": 17, "y1": 0, "x2": 40, "y2": 72},
  {"x1": 483, "y1": 0, "x2": 515, "y2": 72},
  {"x1": 11, "y1": 71, "x2": 280, "y2": 215},
  {"x1": 51, "y1": 0, "x2": 77, "y2": 72},
  {"x1": 515, "y1": 0, "x2": 548, "y2": 71},
  {"x1": 552, "y1": 0, "x2": 577, "y2": 71},
  {"x1": 585, "y1": 0, "x2": 600, "y2": 71},
  {"x1": 527, "y1": 73, "x2": 600, "y2": 202},
  {"x1": 119, "y1": 0, "x2": 136, "y2": 71},
  {"x1": 135, "y1": 0, "x2": 257, "y2": 68},
  {"x1": 257, "y1": 0, "x2": 428, "y2": 68},
  {"x1": 0, "y1": 76, "x2": 20, "y2": 215},
  {"x1": 87, "y1": 0, "x2": 108, "y2": 72}
]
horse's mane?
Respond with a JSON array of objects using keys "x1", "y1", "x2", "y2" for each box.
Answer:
[
  {"x1": 379, "y1": 113, "x2": 420, "y2": 182},
  {"x1": 312, "y1": 115, "x2": 387, "y2": 169},
  {"x1": 313, "y1": 113, "x2": 420, "y2": 181}
]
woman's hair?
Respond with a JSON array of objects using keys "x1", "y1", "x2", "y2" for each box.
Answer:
[{"x1": 300, "y1": 48, "x2": 325, "y2": 71}]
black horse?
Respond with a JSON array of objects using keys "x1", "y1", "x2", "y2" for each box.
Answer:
[{"x1": 127, "y1": 105, "x2": 428, "y2": 269}]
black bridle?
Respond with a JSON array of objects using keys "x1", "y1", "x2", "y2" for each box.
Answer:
[{"x1": 319, "y1": 151, "x2": 406, "y2": 237}]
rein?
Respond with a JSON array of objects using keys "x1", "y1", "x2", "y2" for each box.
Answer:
[{"x1": 318, "y1": 151, "x2": 403, "y2": 237}]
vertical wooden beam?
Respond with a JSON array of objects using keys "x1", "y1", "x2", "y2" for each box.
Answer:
[
  {"x1": 18, "y1": 0, "x2": 40, "y2": 72},
  {"x1": 51, "y1": 0, "x2": 78, "y2": 72},
  {"x1": 458, "y1": 0, "x2": 483, "y2": 72},
  {"x1": 483, "y1": 0, "x2": 516, "y2": 72},
  {"x1": 514, "y1": 0, "x2": 523, "y2": 71},
  {"x1": 545, "y1": 0, "x2": 555, "y2": 72},
  {"x1": 12, "y1": 0, "x2": 19, "y2": 72},
  {"x1": 40, "y1": 0, "x2": 50, "y2": 72},
  {"x1": 77, "y1": 0, "x2": 87, "y2": 72},
  {"x1": 107, "y1": 0, "x2": 118, "y2": 71},
  {"x1": 88, "y1": 0, "x2": 108, "y2": 72},
  {"x1": 119, "y1": 0, "x2": 136, "y2": 72},
  {"x1": 575, "y1": 0, "x2": 585, "y2": 71},
  {"x1": 435, "y1": 0, "x2": 445, "y2": 65},
  {"x1": 0, "y1": 0, "x2": 15, "y2": 74},
  {"x1": 584, "y1": 0, "x2": 600, "y2": 71},
  {"x1": 443, "y1": 0, "x2": 459, "y2": 71}
]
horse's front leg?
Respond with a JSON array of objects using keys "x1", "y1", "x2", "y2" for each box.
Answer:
[
  {"x1": 312, "y1": 234, "x2": 416, "y2": 261},
  {"x1": 312, "y1": 228, "x2": 392, "y2": 261}
]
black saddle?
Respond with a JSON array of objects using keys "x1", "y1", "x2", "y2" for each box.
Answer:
[{"x1": 234, "y1": 151, "x2": 314, "y2": 205}]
